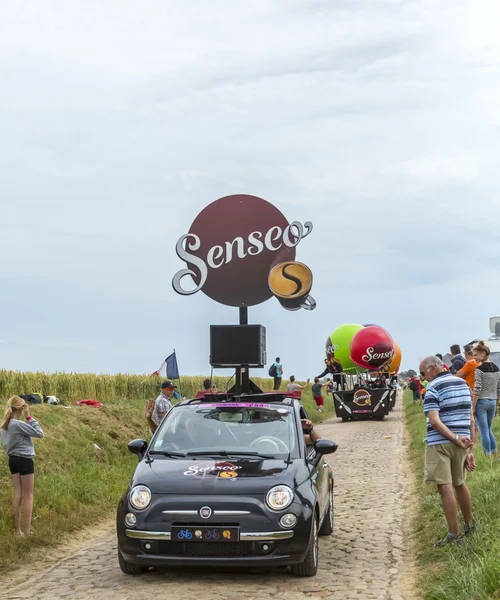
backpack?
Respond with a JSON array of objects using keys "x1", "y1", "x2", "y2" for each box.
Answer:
[
  {"x1": 20, "y1": 393, "x2": 42, "y2": 405},
  {"x1": 409, "y1": 381, "x2": 417, "y2": 391},
  {"x1": 268, "y1": 363, "x2": 278, "y2": 377}
]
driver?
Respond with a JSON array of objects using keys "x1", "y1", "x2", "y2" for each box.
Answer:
[{"x1": 165, "y1": 414, "x2": 200, "y2": 451}]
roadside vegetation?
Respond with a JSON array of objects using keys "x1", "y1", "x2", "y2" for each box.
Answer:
[
  {"x1": 404, "y1": 391, "x2": 500, "y2": 600},
  {"x1": 0, "y1": 370, "x2": 334, "y2": 571}
]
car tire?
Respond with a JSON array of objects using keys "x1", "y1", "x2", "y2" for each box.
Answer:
[
  {"x1": 291, "y1": 515, "x2": 319, "y2": 577},
  {"x1": 319, "y1": 483, "x2": 334, "y2": 536},
  {"x1": 373, "y1": 415, "x2": 385, "y2": 421},
  {"x1": 118, "y1": 549, "x2": 148, "y2": 575},
  {"x1": 341, "y1": 417, "x2": 349, "y2": 422}
]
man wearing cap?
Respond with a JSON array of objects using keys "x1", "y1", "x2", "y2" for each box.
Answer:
[{"x1": 146, "y1": 381, "x2": 177, "y2": 433}]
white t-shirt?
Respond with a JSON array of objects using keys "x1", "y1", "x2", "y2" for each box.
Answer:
[{"x1": 287, "y1": 383, "x2": 301, "y2": 392}]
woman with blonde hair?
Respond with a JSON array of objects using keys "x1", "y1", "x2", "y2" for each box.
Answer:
[
  {"x1": 472, "y1": 341, "x2": 500, "y2": 456},
  {"x1": 0, "y1": 396, "x2": 44, "y2": 536}
]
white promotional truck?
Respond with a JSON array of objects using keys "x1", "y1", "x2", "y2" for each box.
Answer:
[{"x1": 478, "y1": 317, "x2": 500, "y2": 368}]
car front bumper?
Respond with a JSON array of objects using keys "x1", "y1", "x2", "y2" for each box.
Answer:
[
  {"x1": 126, "y1": 528, "x2": 294, "y2": 541},
  {"x1": 118, "y1": 527, "x2": 310, "y2": 568}
]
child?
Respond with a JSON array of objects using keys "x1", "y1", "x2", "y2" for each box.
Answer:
[
  {"x1": 0, "y1": 396, "x2": 44, "y2": 536},
  {"x1": 311, "y1": 377, "x2": 328, "y2": 412}
]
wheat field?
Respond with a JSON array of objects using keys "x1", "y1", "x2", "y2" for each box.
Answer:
[{"x1": 0, "y1": 370, "x2": 278, "y2": 404}]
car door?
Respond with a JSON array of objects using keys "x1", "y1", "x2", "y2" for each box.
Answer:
[{"x1": 299, "y1": 406, "x2": 328, "y2": 518}]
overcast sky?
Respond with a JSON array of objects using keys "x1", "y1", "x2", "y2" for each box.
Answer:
[{"x1": 1, "y1": 0, "x2": 500, "y2": 381}]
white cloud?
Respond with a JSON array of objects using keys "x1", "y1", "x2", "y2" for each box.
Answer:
[{"x1": 0, "y1": 0, "x2": 499, "y2": 377}]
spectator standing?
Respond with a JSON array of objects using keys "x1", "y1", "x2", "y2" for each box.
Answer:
[
  {"x1": 456, "y1": 344, "x2": 480, "y2": 392},
  {"x1": 0, "y1": 396, "x2": 44, "y2": 537},
  {"x1": 271, "y1": 357, "x2": 283, "y2": 390},
  {"x1": 420, "y1": 376, "x2": 429, "y2": 404},
  {"x1": 286, "y1": 375, "x2": 310, "y2": 393},
  {"x1": 450, "y1": 344, "x2": 466, "y2": 374},
  {"x1": 420, "y1": 356, "x2": 475, "y2": 546},
  {"x1": 202, "y1": 379, "x2": 219, "y2": 394},
  {"x1": 409, "y1": 377, "x2": 419, "y2": 402},
  {"x1": 435, "y1": 354, "x2": 449, "y2": 371},
  {"x1": 311, "y1": 377, "x2": 328, "y2": 412},
  {"x1": 326, "y1": 378, "x2": 335, "y2": 394},
  {"x1": 472, "y1": 341, "x2": 500, "y2": 456},
  {"x1": 145, "y1": 380, "x2": 176, "y2": 433}
]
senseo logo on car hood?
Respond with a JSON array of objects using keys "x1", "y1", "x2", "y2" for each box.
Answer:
[{"x1": 172, "y1": 194, "x2": 313, "y2": 308}]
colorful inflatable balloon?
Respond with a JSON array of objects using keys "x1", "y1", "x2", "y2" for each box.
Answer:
[
  {"x1": 350, "y1": 326, "x2": 394, "y2": 371},
  {"x1": 326, "y1": 324, "x2": 365, "y2": 374},
  {"x1": 388, "y1": 341, "x2": 402, "y2": 374}
]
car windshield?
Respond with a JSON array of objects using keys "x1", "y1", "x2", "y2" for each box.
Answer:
[{"x1": 151, "y1": 403, "x2": 296, "y2": 458}]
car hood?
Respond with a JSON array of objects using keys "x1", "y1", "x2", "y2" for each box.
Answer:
[{"x1": 131, "y1": 456, "x2": 307, "y2": 494}]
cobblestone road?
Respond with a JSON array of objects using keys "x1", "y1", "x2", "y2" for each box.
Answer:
[{"x1": 5, "y1": 401, "x2": 408, "y2": 600}]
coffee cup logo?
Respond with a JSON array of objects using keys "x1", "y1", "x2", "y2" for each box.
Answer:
[
  {"x1": 353, "y1": 389, "x2": 371, "y2": 407},
  {"x1": 268, "y1": 261, "x2": 316, "y2": 311}
]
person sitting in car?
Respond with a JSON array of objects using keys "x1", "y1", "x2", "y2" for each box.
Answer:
[
  {"x1": 370, "y1": 377, "x2": 385, "y2": 389},
  {"x1": 302, "y1": 419, "x2": 320, "y2": 446}
]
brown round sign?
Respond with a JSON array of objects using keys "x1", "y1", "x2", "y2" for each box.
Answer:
[{"x1": 172, "y1": 194, "x2": 313, "y2": 307}]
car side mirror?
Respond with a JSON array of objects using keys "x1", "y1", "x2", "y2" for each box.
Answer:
[
  {"x1": 315, "y1": 439, "x2": 338, "y2": 455},
  {"x1": 128, "y1": 439, "x2": 148, "y2": 460}
]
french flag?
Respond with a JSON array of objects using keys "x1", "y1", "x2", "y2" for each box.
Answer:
[{"x1": 152, "y1": 351, "x2": 180, "y2": 379}]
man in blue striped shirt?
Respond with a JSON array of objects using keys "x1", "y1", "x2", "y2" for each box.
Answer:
[{"x1": 420, "y1": 355, "x2": 475, "y2": 546}]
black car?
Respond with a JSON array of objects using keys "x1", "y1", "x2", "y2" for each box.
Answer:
[{"x1": 117, "y1": 393, "x2": 338, "y2": 577}]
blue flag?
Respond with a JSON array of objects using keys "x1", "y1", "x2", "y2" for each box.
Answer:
[{"x1": 166, "y1": 352, "x2": 180, "y2": 380}]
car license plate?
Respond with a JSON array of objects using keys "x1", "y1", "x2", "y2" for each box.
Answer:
[{"x1": 171, "y1": 526, "x2": 240, "y2": 542}]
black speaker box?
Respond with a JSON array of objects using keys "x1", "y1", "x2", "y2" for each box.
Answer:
[{"x1": 210, "y1": 325, "x2": 266, "y2": 368}]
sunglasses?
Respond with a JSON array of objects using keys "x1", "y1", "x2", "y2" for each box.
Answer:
[{"x1": 420, "y1": 365, "x2": 434, "y2": 376}]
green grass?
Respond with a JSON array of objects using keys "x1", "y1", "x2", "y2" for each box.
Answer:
[
  {"x1": 404, "y1": 391, "x2": 500, "y2": 600},
  {"x1": 0, "y1": 376, "x2": 334, "y2": 571},
  {"x1": 0, "y1": 398, "x2": 145, "y2": 572}
]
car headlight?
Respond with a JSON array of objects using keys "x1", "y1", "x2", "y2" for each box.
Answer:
[
  {"x1": 266, "y1": 485, "x2": 294, "y2": 511},
  {"x1": 125, "y1": 512, "x2": 137, "y2": 527},
  {"x1": 129, "y1": 485, "x2": 151, "y2": 510},
  {"x1": 279, "y1": 513, "x2": 297, "y2": 528}
]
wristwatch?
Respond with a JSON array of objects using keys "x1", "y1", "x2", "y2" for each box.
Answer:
[
  {"x1": 304, "y1": 427, "x2": 314, "y2": 434},
  {"x1": 453, "y1": 434, "x2": 459, "y2": 444}
]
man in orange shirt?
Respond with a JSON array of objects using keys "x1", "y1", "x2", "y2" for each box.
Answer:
[{"x1": 457, "y1": 344, "x2": 480, "y2": 391}]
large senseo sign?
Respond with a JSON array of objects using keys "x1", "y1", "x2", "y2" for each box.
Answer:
[{"x1": 172, "y1": 194, "x2": 315, "y2": 310}]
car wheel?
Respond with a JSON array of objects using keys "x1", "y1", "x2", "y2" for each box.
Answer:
[
  {"x1": 319, "y1": 483, "x2": 334, "y2": 536},
  {"x1": 373, "y1": 415, "x2": 385, "y2": 421},
  {"x1": 291, "y1": 515, "x2": 319, "y2": 577},
  {"x1": 118, "y1": 549, "x2": 148, "y2": 575},
  {"x1": 341, "y1": 417, "x2": 349, "y2": 422}
]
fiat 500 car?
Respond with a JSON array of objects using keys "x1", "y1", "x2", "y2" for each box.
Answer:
[{"x1": 117, "y1": 394, "x2": 338, "y2": 577}]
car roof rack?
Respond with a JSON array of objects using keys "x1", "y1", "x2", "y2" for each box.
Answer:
[{"x1": 179, "y1": 392, "x2": 296, "y2": 406}]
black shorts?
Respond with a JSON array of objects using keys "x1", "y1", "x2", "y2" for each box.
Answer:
[{"x1": 8, "y1": 455, "x2": 35, "y2": 476}]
